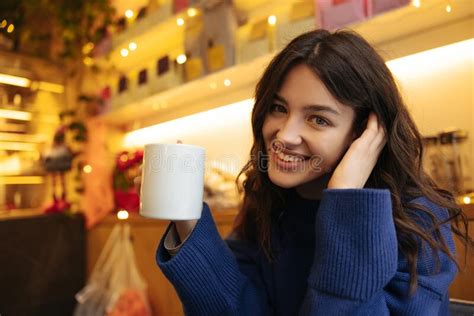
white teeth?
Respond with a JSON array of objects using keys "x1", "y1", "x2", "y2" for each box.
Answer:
[{"x1": 277, "y1": 151, "x2": 304, "y2": 162}]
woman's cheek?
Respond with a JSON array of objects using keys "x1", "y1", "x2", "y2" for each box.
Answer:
[{"x1": 308, "y1": 146, "x2": 339, "y2": 174}]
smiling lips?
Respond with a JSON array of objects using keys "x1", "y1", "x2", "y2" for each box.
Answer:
[{"x1": 271, "y1": 141, "x2": 311, "y2": 162}]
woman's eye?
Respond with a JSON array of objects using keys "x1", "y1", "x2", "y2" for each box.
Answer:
[
  {"x1": 270, "y1": 104, "x2": 287, "y2": 114},
  {"x1": 310, "y1": 116, "x2": 329, "y2": 127}
]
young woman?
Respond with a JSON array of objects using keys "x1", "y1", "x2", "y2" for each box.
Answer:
[{"x1": 155, "y1": 29, "x2": 471, "y2": 315}]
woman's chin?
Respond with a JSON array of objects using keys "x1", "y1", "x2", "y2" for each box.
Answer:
[{"x1": 267, "y1": 168, "x2": 312, "y2": 189}]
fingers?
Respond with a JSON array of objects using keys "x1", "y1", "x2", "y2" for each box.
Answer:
[
  {"x1": 357, "y1": 112, "x2": 386, "y2": 151},
  {"x1": 368, "y1": 112, "x2": 387, "y2": 152},
  {"x1": 366, "y1": 112, "x2": 379, "y2": 133},
  {"x1": 358, "y1": 112, "x2": 379, "y2": 145}
]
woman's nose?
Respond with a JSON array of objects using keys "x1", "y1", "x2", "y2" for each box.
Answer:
[{"x1": 276, "y1": 118, "x2": 303, "y2": 146}]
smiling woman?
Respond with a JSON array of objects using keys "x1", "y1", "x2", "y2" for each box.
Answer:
[
  {"x1": 155, "y1": 28, "x2": 473, "y2": 315},
  {"x1": 262, "y1": 63, "x2": 357, "y2": 192}
]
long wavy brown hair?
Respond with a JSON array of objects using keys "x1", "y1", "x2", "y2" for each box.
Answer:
[{"x1": 233, "y1": 29, "x2": 472, "y2": 296}]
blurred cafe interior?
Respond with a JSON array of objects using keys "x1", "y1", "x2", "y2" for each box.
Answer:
[{"x1": 0, "y1": 0, "x2": 473, "y2": 315}]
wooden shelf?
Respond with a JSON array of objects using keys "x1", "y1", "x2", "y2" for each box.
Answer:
[
  {"x1": 100, "y1": 0, "x2": 473, "y2": 127},
  {"x1": 97, "y1": 5, "x2": 185, "y2": 72}
]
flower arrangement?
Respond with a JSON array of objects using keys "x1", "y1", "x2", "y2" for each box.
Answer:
[{"x1": 113, "y1": 150, "x2": 143, "y2": 213}]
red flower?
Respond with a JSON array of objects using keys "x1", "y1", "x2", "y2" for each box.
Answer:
[
  {"x1": 131, "y1": 150, "x2": 144, "y2": 165},
  {"x1": 116, "y1": 151, "x2": 131, "y2": 171},
  {"x1": 114, "y1": 189, "x2": 140, "y2": 212}
]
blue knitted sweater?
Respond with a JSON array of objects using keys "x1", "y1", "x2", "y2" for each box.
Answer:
[{"x1": 156, "y1": 189, "x2": 457, "y2": 315}]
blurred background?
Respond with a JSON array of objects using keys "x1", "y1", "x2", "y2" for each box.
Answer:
[{"x1": 0, "y1": 0, "x2": 472, "y2": 315}]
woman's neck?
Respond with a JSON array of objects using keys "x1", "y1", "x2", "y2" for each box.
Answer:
[{"x1": 294, "y1": 172, "x2": 332, "y2": 200}]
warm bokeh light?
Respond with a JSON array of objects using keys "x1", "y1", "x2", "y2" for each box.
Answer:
[
  {"x1": 176, "y1": 18, "x2": 185, "y2": 26},
  {"x1": 121, "y1": 48, "x2": 129, "y2": 57},
  {"x1": 267, "y1": 15, "x2": 277, "y2": 25},
  {"x1": 120, "y1": 154, "x2": 128, "y2": 162},
  {"x1": 83, "y1": 57, "x2": 94, "y2": 66},
  {"x1": 0, "y1": 109, "x2": 32, "y2": 121},
  {"x1": 125, "y1": 9, "x2": 134, "y2": 19},
  {"x1": 176, "y1": 54, "x2": 187, "y2": 64},
  {"x1": 129, "y1": 42, "x2": 137, "y2": 51},
  {"x1": 83, "y1": 165, "x2": 93, "y2": 174},
  {"x1": 187, "y1": 8, "x2": 198, "y2": 17},
  {"x1": 386, "y1": 39, "x2": 473, "y2": 76},
  {"x1": 117, "y1": 210, "x2": 129, "y2": 220},
  {"x1": 224, "y1": 79, "x2": 231, "y2": 87},
  {"x1": 13, "y1": 94, "x2": 21, "y2": 105},
  {"x1": 445, "y1": 4, "x2": 452, "y2": 13},
  {"x1": 0, "y1": 74, "x2": 30, "y2": 88},
  {"x1": 7, "y1": 24, "x2": 14, "y2": 33},
  {"x1": 412, "y1": 0, "x2": 421, "y2": 8},
  {"x1": 82, "y1": 42, "x2": 94, "y2": 55},
  {"x1": 123, "y1": 98, "x2": 254, "y2": 148},
  {"x1": 0, "y1": 19, "x2": 6, "y2": 28},
  {"x1": 464, "y1": 196, "x2": 471, "y2": 204}
]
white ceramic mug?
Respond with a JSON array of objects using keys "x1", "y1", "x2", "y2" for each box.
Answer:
[{"x1": 139, "y1": 143, "x2": 206, "y2": 220}]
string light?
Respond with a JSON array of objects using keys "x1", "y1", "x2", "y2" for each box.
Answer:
[
  {"x1": 117, "y1": 209, "x2": 129, "y2": 220},
  {"x1": 125, "y1": 9, "x2": 134, "y2": 19},
  {"x1": 7, "y1": 24, "x2": 14, "y2": 33},
  {"x1": 177, "y1": 54, "x2": 187, "y2": 64},
  {"x1": 267, "y1": 15, "x2": 277, "y2": 26},
  {"x1": 82, "y1": 42, "x2": 94, "y2": 55},
  {"x1": 187, "y1": 8, "x2": 198, "y2": 17},
  {"x1": 0, "y1": 74, "x2": 30, "y2": 88},
  {"x1": 83, "y1": 57, "x2": 93, "y2": 66},
  {"x1": 0, "y1": 20, "x2": 7, "y2": 28},
  {"x1": 83, "y1": 164, "x2": 92, "y2": 173},
  {"x1": 120, "y1": 154, "x2": 128, "y2": 162},
  {"x1": 412, "y1": 0, "x2": 421, "y2": 8}
]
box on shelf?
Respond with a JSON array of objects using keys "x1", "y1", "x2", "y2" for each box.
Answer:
[
  {"x1": 315, "y1": 0, "x2": 368, "y2": 30},
  {"x1": 184, "y1": 56, "x2": 204, "y2": 81},
  {"x1": 150, "y1": 56, "x2": 184, "y2": 94},
  {"x1": 135, "y1": 69, "x2": 151, "y2": 100},
  {"x1": 316, "y1": 0, "x2": 411, "y2": 30},
  {"x1": 184, "y1": 11, "x2": 206, "y2": 81},
  {"x1": 112, "y1": 4, "x2": 173, "y2": 50},
  {"x1": 276, "y1": 1, "x2": 317, "y2": 50},
  {"x1": 237, "y1": 18, "x2": 271, "y2": 64},
  {"x1": 157, "y1": 56, "x2": 170, "y2": 75},
  {"x1": 173, "y1": 0, "x2": 200, "y2": 13},
  {"x1": 201, "y1": 0, "x2": 239, "y2": 73},
  {"x1": 112, "y1": 74, "x2": 135, "y2": 109},
  {"x1": 367, "y1": 0, "x2": 410, "y2": 16}
]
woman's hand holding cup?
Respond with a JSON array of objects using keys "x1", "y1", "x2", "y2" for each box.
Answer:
[{"x1": 139, "y1": 140, "x2": 205, "y2": 241}]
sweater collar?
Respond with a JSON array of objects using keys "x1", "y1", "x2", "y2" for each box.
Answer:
[{"x1": 278, "y1": 189, "x2": 321, "y2": 222}]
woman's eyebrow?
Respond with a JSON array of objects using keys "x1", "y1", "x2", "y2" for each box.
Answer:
[
  {"x1": 304, "y1": 105, "x2": 340, "y2": 116},
  {"x1": 274, "y1": 93, "x2": 340, "y2": 116}
]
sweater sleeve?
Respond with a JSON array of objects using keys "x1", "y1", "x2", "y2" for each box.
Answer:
[
  {"x1": 299, "y1": 188, "x2": 457, "y2": 315},
  {"x1": 156, "y1": 202, "x2": 272, "y2": 315}
]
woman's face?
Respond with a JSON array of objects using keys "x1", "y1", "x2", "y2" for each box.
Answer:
[{"x1": 262, "y1": 63, "x2": 357, "y2": 190}]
